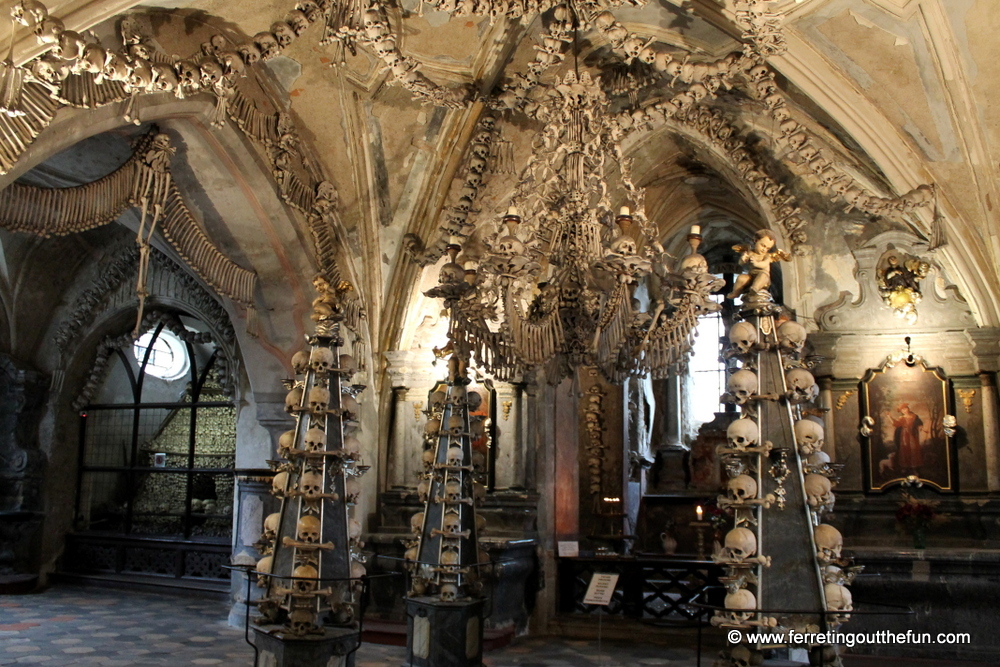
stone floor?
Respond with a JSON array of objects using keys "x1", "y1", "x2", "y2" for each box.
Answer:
[
  {"x1": 0, "y1": 586, "x2": 994, "y2": 666},
  {"x1": 0, "y1": 585, "x2": 697, "y2": 666}
]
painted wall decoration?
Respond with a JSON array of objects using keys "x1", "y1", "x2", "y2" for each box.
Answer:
[{"x1": 860, "y1": 354, "x2": 956, "y2": 492}]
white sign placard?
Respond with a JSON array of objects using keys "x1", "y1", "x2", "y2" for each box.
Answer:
[
  {"x1": 583, "y1": 572, "x2": 619, "y2": 606},
  {"x1": 557, "y1": 541, "x2": 579, "y2": 558}
]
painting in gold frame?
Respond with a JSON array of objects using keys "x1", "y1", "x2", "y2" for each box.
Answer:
[{"x1": 860, "y1": 355, "x2": 956, "y2": 492}]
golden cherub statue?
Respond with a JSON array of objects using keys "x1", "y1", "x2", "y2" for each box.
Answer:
[{"x1": 727, "y1": 229, "x2": 792, "y2": 300}]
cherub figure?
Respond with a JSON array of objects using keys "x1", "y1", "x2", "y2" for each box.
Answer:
[{"x1": 727, "y1": 229, "x2": 792, "y2": 300}]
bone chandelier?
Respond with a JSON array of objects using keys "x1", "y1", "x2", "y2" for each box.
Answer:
[{"x1": 427, "y1": 65, "x2": 724, "y2": 383}]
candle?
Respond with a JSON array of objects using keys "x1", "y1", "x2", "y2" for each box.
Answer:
[
  {"x1": 449, "y1": 235, "x2": 461, "y2": 246},
  {"x1": 691, "y1": 225, "x2": 701, "y2": 235},
  {"x1": 620, "y1": 206, "x2": 630, "y2": 216},
  {"x1": 696, "y1": 505, "x2": 703, "y2": 521},
  {"x1": 507, "y1": 206, "x2": 518, "y2": 217}
]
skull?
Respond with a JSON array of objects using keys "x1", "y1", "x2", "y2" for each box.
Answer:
[
  {"x1": 448, "y1": 385, "x2": 467, "y2": 405},
  {"x1": 303, "y1": 427, "x2": 326, "y2": 452},
  {"x1": 471, "y1": 451, "x2": 486, "y2": 475},
  {"x1": 476, "y1": 513, "x2": 487, "y2": 534},
  {"x1": 825, "y1": 583, "x2": 853, "y2": 620},
  {"x1": 271, "y1": 471, "x2": 289, "y2": 497},
  {"x1": 271, "y1": 21, "x2": 296, "y2": 47},
  {"x1": 296, "y1": 0, "x2": 322, "y2": 22},
  {"x1": 443, "y1": 513, "x2": 462, "y2": 535},
  {"x1": 727, "y1": 474, "x2": 758, "y2": 503},
  {"x1": 794, "y1": 419, "x2": 825, "y2": 455},
  {"x1": 472, "y1": 481, "x2": 486, "y2": 503},
  {"x1": 447, "y1": 446, "x2": 465, "y2": 467},
  {"x1": 341, "y1": 393, "x2": 360, "y2": 420},
  {"x1": 445, "y1": 480, "x2": 462, "y2": 502},
  {"x1": 255, "y1": 555, "x2": 273, "y2": 587},
  {"x1": 448, "y1": 416, "x2": 465, "y2": 437},
  {"x1": 11, "y1": 1, "x2": 47, "y2": 27},
  {"x1": 237, "y1": 41, "x2": 261, "y2": 65},
  {"x1": 299, "y1": 471, "x2": 324, "y2": 498},
  {"x1": 309, "y1": 346, "x2": 335, "y2": 374},
  {"x1": 785, "y1": 368, "x2": 818, "y2": 403},
  {"x1": 724, "y1": 527, "x2": 757, "y2": 561},
  {"x1": 253, "y1": 31, "x2": 280, "y2": 60},
  {"x1": 728, "y1": 321, "x2": 758, "y2": 354},
  {"x1": 151, "y1": 63, "x2": 179, "y2": 93},
  {"x1": 291, "y1": 350, "x2": 311, "y2": 375},
  {"x1": 410, "y1": 512, "x2": 424, "y2": 535},
  {"x1": 374, "y1": 37, "x2": 397, "y2": 60},
  {"x1": 422, "y1": 448, "x2": 436, "y2": 471},
  {"x1": 262, "y1": 512, "x2": 280, "y2": 541},
  {"x1": 725, "y1": 588, "x2": 756, "y2": 621},
  {"x1": 611, "y1": 235, "x2": 637, "y2": 256},
  {"x1": 339, "y1": 354, "x2": 358, "y2": 376},
  {"x1": 807, "y1": 450, "x2": 831, "y2": 467},
  {"x1": 292, "y1": 564, "x2": 318, "y2": 594},
  {"x1": 174, "y1": 60, "x2": 200, "y2": 91},
  {"x1": 54, "y1": 29, "x2": 85, "y2": 61},
  {"x1": 33, "y1": 16, "x2": 63, "y2": 45},
  {"x1": 727, "y1": 370, "x2": 758, "y2": 404},
  {"x1": 424, "y1": 417, "x2": 441, "y2": 438},
  {"x1": 814, "y1": 524, "x2": 843, "y2": 564},
  {"x1": 466, "y1": 390, "x2": 483, "y2": 411},
  {"x1": 349, "y1": 518, "x2": 362, "y2": 540},
  {"x1": 417, "y1": 479, "x2": 430, "y2": 502},
  {"x1": 777, "y1": 320, "x2": 807, "y2": 354},
  {"x1": 278, "y1": 429, "x2": 296, "y2": 456},
  {"x1": 285, "y1": 386, "x2": 304, "y2": 413},
  {"x1": 805, "y1": 474, "x2": 833, "y2": 509},
  {"x1": 287, "y1": 608, "x2": 316, "y2": 635},
  {"x1": 345, "y1": 478, "x2": 361, "y2": 504},
  {"x1": 74, "y1": 43, "x2": 107, "y2": 76},
  {"x1": 297, "y1": 515, "x2": 321, "y2": 543},
  {"x1": 343, "y1": 436, "x2": 362, "y2": 458},
  {"x1": 285, "y1": 9, "x2": 310, "y2": 35},
  {"x1": 199, "y1": 60, "x2": 223, "y2": 88},
  {"x1": 441, "y1": 548, "x2": 460, "y2": 566},
  {"x1": 439, "y1": 583, "x2": 459, "y2": 602},
  {"x1": 308, "y1": 386, "x2": 330, "y2": 414},
  {"x1": 32, "y1": 55, "x2": 67, "y2": 84},
  {"x1": 429, "y1": 390, "x2": 447, "y2": 412},
  {"x1": 439, "y1": 262, "x2": 465, "y2": 284}
]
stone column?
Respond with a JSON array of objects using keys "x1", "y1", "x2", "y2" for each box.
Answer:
[
  {"x1": 493, "y1": 383, "x2": 522, "y2": 490},
  {"x1": 229, "y1": 469, "x2": 276, "y2": 626},
  {"x1": 980, "y1": 372, "x2": 1000, "y2": 492}
]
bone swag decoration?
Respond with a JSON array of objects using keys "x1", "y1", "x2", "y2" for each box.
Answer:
[
  {"x1": 712, "y1": 234, "x2": 856, "y2": 667},
  {"x1": 254, "y1": 277, "x2": 368, "y2": 636}
]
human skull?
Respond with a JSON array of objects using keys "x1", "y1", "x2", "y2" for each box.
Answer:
[
  {"x1": 151, "y1": 63, "x2": 179, "y2": 93},
  {"x1": 292, "y1": 565, "x2": 318, "y2": 596},
  {"x1": 309, "y1": 346, "x2": 334, "y2": 374},
  {"x1": 308, "y1": 386, "x2": 330, "y2": 414},
  {"x1": 439, "y1": 583, "x2": 459, "y2": 602},
  {"x1": 349, "y1": 518, "x2": 362, "y2": 540},
  {"x1": 447, "y1": 416, "x2": 465, "y2": 437},
  {"x1": 725, "y1": 527, "x2": 757, "y2": 561},
  {"x1": 297, "y1": 515, "x2": 321, "y2": 543},
  {"x1": 611, "y1": 235, "x2": 637, "y2": 256},
  {"x1": 805, "y1": 474, "x2": 833, "y2": 509},
  {"x1": 471, "y1": 451, "x2": 486, "y2": 475},
  {"x1": 785, "y1": 368, "x2": 818, "y2": 403},
  {"x1": 174, "y1": 60, "x2": 200, "y2": 92},
  {"x1": 727, "y1": 370, "x2": 758, "y2": 404},
  {"x1": 303, "y1": 427, "x2": 326, "y2": 452},
  {"x1": 777, "y1": 320, "x2": 807, "y2": 355},
  {"x1": 262, "y1": 512, "x2": 280, "y2": 541},
  {"x1": 728, "y1": 474, "x2": 758, "y2": 503},
  {"x1": 472, "y1": 481, "x2": 486, "y2": 503},
  {"x1": 343, "y1": 436, "x2": 362, "y2": 458},
  {"x1": 794, "y1": 419, "x2": 825, "y2": 455},
  {"x1": 285, "y1": 9, "x2": 310, "y2": 35},
  {"x1": 448, "y1": 384, "x2": 467, "y2": 405},
  {"x1": 466, "y1": 390, "x2": 483, "y2": 411},
  {"x1": 255, "y1": 555, "x2": 273, "y2": 587},
  {"x1": 237, "y1": 41, "x2": 261, "y2": 65},
  {"x1": 814, "y1": 524, "x2": 843, "y2": 563},
  {"x1": 442, "y1": 513, "x2": 462, "y2": 535},
  {"x1": 410, "y1": 512, "x2": 424, "y2": 535},
  {"x1": 424, "y1": 417, "x2": 441, "y2": 439},
  {"x1": 33, "y1": 16, "x2": 63, "y2": 44},
  {"x1": 271, "y1": 21, "x2": 296, "y2": 47},
  {"x1": 728, "y1": 321, "x2": 758, "y2": 354},
  {"x1": 285, "y1": 386, "x2": 304, "y2": 413},
  {"x1": 439, "y1": 262, "x2": 465, "y2": 284},
  {"x1": 296, "y1": 0, "x2": 322, "y2": 22},
  {"x1": 291, "y1": 350, "x2": 311, "y2": 375},
  {"x1": 417, "y1": 479, "x2": 429, "y2": 502},
  {"x1": 422, "y1": 448, "x2": 436, "y2": 471},
  {"x1": 287, "y1": 608, "x2": 316, "y2": 635},
  {"x1": 445, "y1": 480, "x2": 462, "y2": 502},
  {"x1": 32, "y1": 55, "x2": 67, "y2": 84},
  {"x1": 447, "y1": 446, "x2": 465, "y2": 467},
  {"x1": 825, "y1": 582, "x2": 853, "y2": 620},
  {"x1": 345, "y1": 478, "x2": 361, "y2": 504},
  {"x1": 429, "y1": 390, "x2": 447, "y2": 412},
  {"x1": 199, "y1": 60, "x2": 223, "y2": 89},
  {"x1": 808, "y1": 450, "x2": 831, "y2": 467},
  {"x1": 278, "y1": 429, "x2": 296, "y2": 456},
  {"x1": 341, "y1": 393, "x2": 360, "y2": 420},
  {"x1": 271, "y1": 471, "x2": 289, "y2": 497},
  {"x1": 680, "y1": 252, "x2": 708, "y2": 274},
  {"x1": 725, "y1": 588, "x2": 756, "y2": 621},
  {"x1": 253, "y1": 31, "x2": 280, "y2": 60},
  {"x1": 299, "y1": 471, "x2": 324, "y2": 498},
  {"x1": 338, "y1": 354, "x2": 358, "y2": 376},
  {"x1": 440, "y1": 548, "x2": 460, "y2": 566}
]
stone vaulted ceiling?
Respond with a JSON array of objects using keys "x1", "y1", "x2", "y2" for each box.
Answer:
[{"x1": 1, "y1": 0, "x2": 999, "y2": 373}]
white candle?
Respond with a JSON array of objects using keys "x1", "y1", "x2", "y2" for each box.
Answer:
[
  {"x1": 696, "y1": 505, "x2": 703, "y2": 521},
  {"x1": 507, "y1": 206, "x2": 518, "y2": 217},
  {"x1": 691, "y1": 225, "x2": 701, "y2": 235},
  {"x1": 449, "y1": 235, "x2": 461, "y2": 245},
  {"x1": 620, "y1": 206, "x2": 630, "y2": 216}
]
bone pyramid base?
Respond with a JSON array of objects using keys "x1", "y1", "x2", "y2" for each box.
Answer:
[
  {"x1": 251, "y1": 623, "x2": 359, "y2": 667},
  {"x1": 404, "y1": 596, "x2": 484, "y2": 667}
]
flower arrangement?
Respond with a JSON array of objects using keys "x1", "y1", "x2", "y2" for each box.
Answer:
[{"x1": 895, "y1": 493, "x2": 940, "y2": 548}]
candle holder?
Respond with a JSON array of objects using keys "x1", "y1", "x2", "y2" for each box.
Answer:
[{"x1": 689, "y1": 520, "x2": 712, "y2": 560}]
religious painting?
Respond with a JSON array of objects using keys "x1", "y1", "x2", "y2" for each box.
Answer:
[{"x1": 860, "y1": 356, "x2": 956, "y2": 492}]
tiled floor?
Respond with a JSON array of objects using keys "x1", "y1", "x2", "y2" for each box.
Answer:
[{"x1": 0, "y1": 585, "x2": 696, "y2": 666}]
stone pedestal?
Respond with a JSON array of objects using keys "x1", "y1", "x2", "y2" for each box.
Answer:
[
  {"x1": 405, "y1": 597, "x2": 484, "y2": 667},
  {"x1": 251, "y1": 624, "x2": 359, "y2": 667}
]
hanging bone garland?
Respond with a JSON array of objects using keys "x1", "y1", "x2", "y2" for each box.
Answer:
[{"x1": 256, "y1": 277, "x2": 368, "y2": 636}]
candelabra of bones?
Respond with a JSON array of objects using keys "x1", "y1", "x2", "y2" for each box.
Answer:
[
  {"x1": 253, "y1": 278, "x2": 367, "y2": 649},
  {"x1": 712, "y1": 231, "x2": 857, "y2": 667}
]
